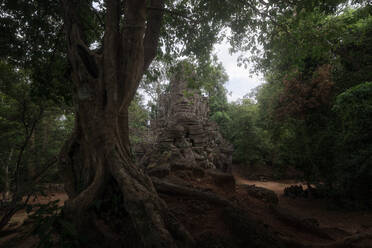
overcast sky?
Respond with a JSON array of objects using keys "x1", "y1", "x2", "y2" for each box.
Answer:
[
  {"x1": 140, "y1": 40, "x2": 264, "y2": 105},
  {"x1": 213, "y1": 42, "x2": 263, "y2": 102}
]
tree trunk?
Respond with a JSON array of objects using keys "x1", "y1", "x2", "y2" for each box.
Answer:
[
  {"x1": 4, "y1": 148, "x2": 12, "y2": 201},
  {"x1": 60, "y1": 0, "x2": 192, "y2": 247},
  {"x1": 29, "y1": 131, "x2": 36, "y2": 180},
  {"x1": 42, "y1": 116, "x2": 51, "y2": 154}
]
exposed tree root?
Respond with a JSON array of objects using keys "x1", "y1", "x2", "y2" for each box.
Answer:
[
  {"x1": 153, "y1": 176, "x2": 372, "y2": 248},
  {"x1": 109, "y1": 147, "x2": 195, "y2": 248},
  {"x1": 269, "y1": 205, "x2": 334, "y2": 241},
  {"x1": 223, "y1": 205, "x2": 288, "y2": 248},
  {"x1": 152, "y1": 177, "x2": 231, "y2": 206},
  {"x1": 154, "y1": 177, "x2": 291, "y2": 247},
  {"x1": 58, "y1": 130, "x2": 195, "y2": 248},
  {"x1": 62, "y1": 159, "x2": 105, "y2": 221}
]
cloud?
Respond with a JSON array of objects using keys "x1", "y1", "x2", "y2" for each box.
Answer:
[
  {"x1": 214, "y1": 41, "x2": 263, "y2": 101},
  {"x1": 226, "y1": 77, "x2": 262, "y2": 101},
  {"x1": 140, "y1": 39, "x2": 263, "y2": 105}
]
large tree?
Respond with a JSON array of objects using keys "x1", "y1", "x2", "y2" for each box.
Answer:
[{"x1": 60, "y1": 0, "x2": 185, "y2": 246}]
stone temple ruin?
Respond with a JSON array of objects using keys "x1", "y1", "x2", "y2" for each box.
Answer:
[{"x1": 136, "y1": 67, "x2": 233, "y2": 177}]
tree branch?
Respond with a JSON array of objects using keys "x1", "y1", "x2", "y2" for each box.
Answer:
[
  {"x1": 15, "y1": 107, "x2": 44, "y2": 195},
  {"x1": 104, "y1": 0, "x2": 120, "y2": 47},
  {"x1": 31, "y1": 156, "x2": 58, "y2": 184},
  {"x1": 146, "y1": 6, "x2": 194, "y2": 22},
  {"x1": 103, "y1": 0, "x2": 120, "y2": 107},
  {"x1": 119, "y1": 0, "x2": 147, "y2": 108},
  {"x1": 0, "y1": 156, "x2": 57, "y2": 232},
  {"x1": 143, "y1": 1, "x2": 164, "y2": 73},
  {"x1": 63, "y1": 0, "x2": 98, "y2": 80},
  {"x1": 87, "y1": 0, "x2": 104, "y2": 29},
  {"x1": 239, "y1": 0, "x2": 291, "y2": 36}
]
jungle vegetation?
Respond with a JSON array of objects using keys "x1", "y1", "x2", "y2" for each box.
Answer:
[{"x1": 0, "y1": 0, "x2": 371, "y2": 247}]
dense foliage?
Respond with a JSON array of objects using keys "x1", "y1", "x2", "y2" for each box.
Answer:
[
  {"x1": 0, "y1": 1, "x2": 370, "y2": 241},
  {"x1": 0, "y1": 60, "x2": 73, "y2": 197},
  {"x1": 219, "y1": 98, "x2": 271, "y2": 164},
  {"x1": 220, "y1": 4, "x2": 372, "y2": 209},
  {"x1": 0, "y1": 1, "x2": 74, "y2": 205},
  {"x1": 331, "y1": 82, "x2": 372, "y2": 208}
]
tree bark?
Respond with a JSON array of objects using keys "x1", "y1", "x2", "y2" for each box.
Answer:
[
  {"x1": 4, "y1": 148, "x2": 12, "y2": 201},
  {"x1": 60, "y1": 0, "x2": 192, "y2": 247}
]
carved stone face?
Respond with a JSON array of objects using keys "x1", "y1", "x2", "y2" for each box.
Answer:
[{"x1": 141, "y1": 67, "x2": 233, "y2": 172}]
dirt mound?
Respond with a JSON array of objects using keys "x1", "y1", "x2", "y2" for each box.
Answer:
[
  {"x1": 2, "y1": 170, "x2": 372, "y2": 248},
  {"x1": 240, "y1": 184, "x2": 279, "y2": 205},
  {"x1": 157, "y1": 170, "x2": 372, "y2": 247}
]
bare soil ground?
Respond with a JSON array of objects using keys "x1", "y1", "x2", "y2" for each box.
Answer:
[
  {"x1": 1, "y1": 169, "x2": 372, "y2": 247},
  {"x1": 233, "y1": 169, "x2": 372, "y2": 234},
  {"x1": 6, "y1": 193, "x2": 68, "y2": 229},
  {"x1": 0, "y1": 193, "x2": 68, "y2": 247}
]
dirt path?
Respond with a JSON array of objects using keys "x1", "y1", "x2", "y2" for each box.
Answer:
[
  {"x1": 234, "y1": 172, "x2": 301, "y2": 194},
  {"x1": 0, "y1": 193, "x2": 68, "y2": 247},
  {"x1": 233, "y1": 171, "x2": 372, "y2": 234},
  {"x1": 4, "y1": 193, "x2": 67, "y2": 230}
]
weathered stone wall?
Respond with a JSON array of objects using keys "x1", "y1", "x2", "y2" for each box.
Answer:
[{"x1": 137, "y1": 67, "x2": 233, "y2": 177}]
